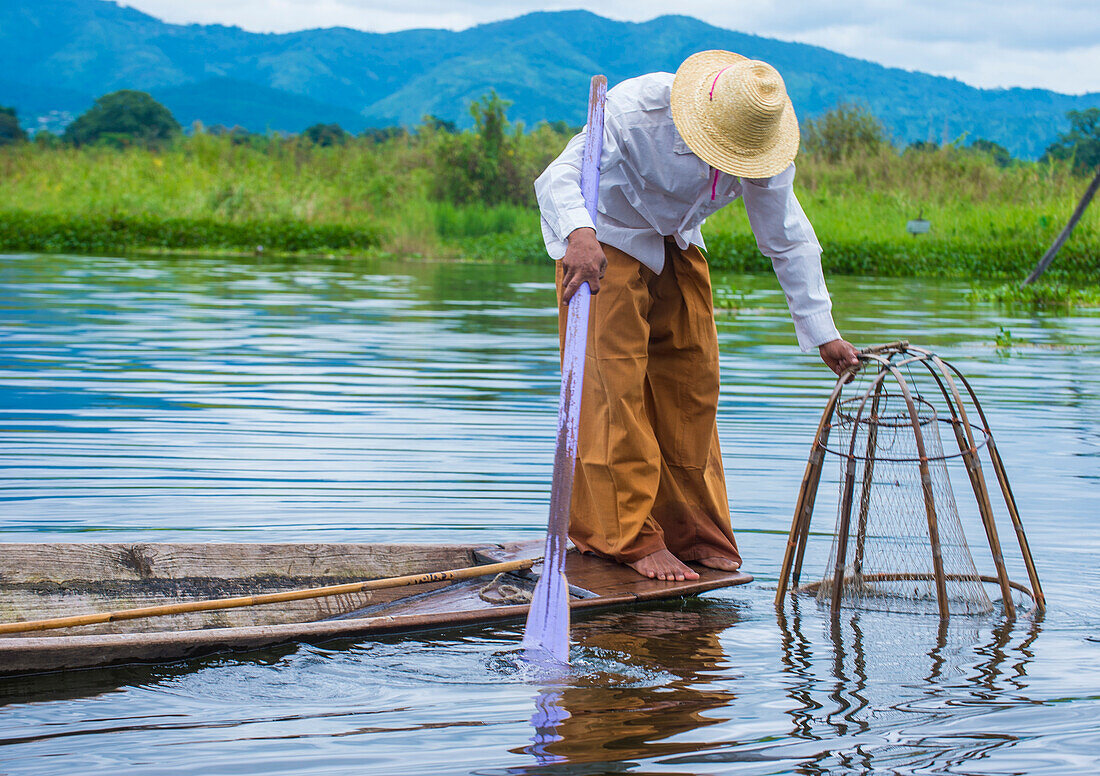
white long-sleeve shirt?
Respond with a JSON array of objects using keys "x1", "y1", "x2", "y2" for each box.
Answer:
[{"x1": 534, "y1": 72, "x2": 840, "y2": 351}]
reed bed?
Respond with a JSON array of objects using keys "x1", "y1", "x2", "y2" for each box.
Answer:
[{"x1": 0, "y1": 133, "x2": 1096, "y2": 282}]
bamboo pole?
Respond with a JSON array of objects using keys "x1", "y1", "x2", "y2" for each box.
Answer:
[
  {"x1": 830, "y1": 447, "x2": 859, "y2": 613},
  {"x1": 0, "y1": 558, "x2": 537, "y2": 636},
  {"x1": 907, "y1": 350, "x2": 1015, "y2": 615},
  {"x1": 829, "y1": 360, "x2": 893, "y2": 614},
  {"x1": 798, "y1": 572, "x2": 1039, "y2": 617},
  {"x1": 790, "y1": 446, "x2": 825, "y2": 586},
  {"x1": 853, "y1": 378, "x2": 885, "y2": 578},
  {"x1": 1023, "y1": 165, "x2": 1100, "y2": 285},
  {"x1": 886, "y1": 362, "x2": 950, "y2": 618},
  {"x1": 920, "y1": 351, "x2": 1016, "y2": 617},
  {"x1": 775, "y1": 370, "x2": 850, "y2": 604},
  {"x1": 852, "y1": 349, "x2": 908, "y2": 579},
  {"x1": 779, "y1": 343, "x2": 910, "y2": 607},
  {"x1": 860, "y1": 340, "x2": 909, "y2": 355},
  {"x1": 984, "y1": 438, "x2": 1045, "y2": 611},
  {"x1": 937, "y1": 363, "x2": 1045, "y2": 612}
]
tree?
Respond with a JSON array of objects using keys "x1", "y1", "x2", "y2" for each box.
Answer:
[
  {"x1": 64, "y1": 90, "x2": 180, "y2": 148},
  {"x1": 207, "y1": 124, "x2": 255, "y2": 145},
  {"x1": 906, "y1": 140, "x2": 940, "y2": 153},
  {"x1": 302, "y1": 123, "x2": 348, "y2": 146},
  {"x1": 34, "y1": 130, "x2": 62, "y2": 148},
  {"x1": 967, "y1": 139, "x2": 1012, "y2": 167},
  {"x1": 801, "y1": 103, "x2": 891, "y2": 162},
  {"x1": 0, "y1": 105, "x2": 27, "y2": 146},
  {"x1": 434, "y1": 91, "x2": 526, "y2": 206},
  {"x1": 1042, "y1": 108, "x2": 1100, "y2": 175},
  {"x1": 360, "y1": 126, "x2": 405, "y2": 144},
  {"x1": 545, "y1": 119, "x2": 578, "y2": 135},
  {"x1": 420, "y1": 115, "x2": 457, "y2": 134}
]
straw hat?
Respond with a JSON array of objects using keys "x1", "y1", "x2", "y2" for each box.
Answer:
[{"x1": 671, "y1": 50, "x2": 799, "y2": 178}]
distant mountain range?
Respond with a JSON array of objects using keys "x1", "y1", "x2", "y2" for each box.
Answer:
[{"x1": 2, "y1": 0, "x2": 1098, "y2": 158}]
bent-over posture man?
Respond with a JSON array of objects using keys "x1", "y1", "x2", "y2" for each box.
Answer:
[{"x1": 535, "y1": 50, "x2": 859, "y2": 582}]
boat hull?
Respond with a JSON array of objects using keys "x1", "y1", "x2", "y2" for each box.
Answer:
[{"x1": 0, "y1": 542, "x2": 752, "y2": 674}]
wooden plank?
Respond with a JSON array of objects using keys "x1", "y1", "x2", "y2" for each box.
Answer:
[
  {"x1": 0, "y1": 542, "x2": 487, "y2": 636},
  {"x1": 0, "y1": 543, "x2": 477, "y2": 583},
  {"x1": 565, "y1": 551, "x2": 752, "y2": 600},
  {"x1": 0, "y1": 558, "x2": 535, "y2": 636},
  {"x1": 0, "y1": 582, "x2": 456, "y2": 636},
  {"x1": 487, "y1": 542, "x2": 753, "y2": 600}
]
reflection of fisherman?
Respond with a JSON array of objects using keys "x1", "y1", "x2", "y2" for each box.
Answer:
[
  {"x1": 535, "y1": 51, "x2": 859, "y2": 582},
  {"x1": 521, "y1": 605, "x2": 741, "y2": 767}
]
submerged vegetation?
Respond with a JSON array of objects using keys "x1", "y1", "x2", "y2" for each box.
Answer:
[
  {"x1": 966, "y1": 282, "x2": 1100, "y2": 309},
  {"x1": 0, "y1": 95, "x2": 1097, "y2": 281}
]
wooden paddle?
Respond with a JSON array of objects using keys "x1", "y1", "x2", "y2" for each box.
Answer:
[
  {"x1": 521, "y1": 75, "x2": 607, "y2": 665},
  {"x1": 0, "y1": 557, "x2": 536, "y2": 635}
]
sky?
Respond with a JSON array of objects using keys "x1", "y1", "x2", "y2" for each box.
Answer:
[{"x1": 120, "y1": 0, "x2": 1100, "y2": 95}]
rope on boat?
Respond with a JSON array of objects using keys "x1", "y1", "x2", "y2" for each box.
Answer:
[{"x1": 478, "y1": 572, "x2": 534, "y2": 605}]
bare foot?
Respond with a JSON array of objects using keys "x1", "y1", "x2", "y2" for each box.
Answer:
[
  {"x1": 696, "y1": 556, "x2": 741, "y2": 572},
  {"x1": 627, "y1": 549, "x2": 700, "y2": 581}
]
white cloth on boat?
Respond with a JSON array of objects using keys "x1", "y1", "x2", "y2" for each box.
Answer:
[{"x1": 534, "y1": 71, "x2": 840, "y2": 351}]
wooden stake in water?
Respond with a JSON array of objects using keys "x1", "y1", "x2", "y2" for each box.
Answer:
[{"x1": 522, "y1": 75, "x2": 607, "y2": 665}]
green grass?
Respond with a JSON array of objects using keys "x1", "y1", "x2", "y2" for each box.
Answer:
[
  {"x1": 966, "y1": 282, "x2": 1100, "y2": 309},
  {"x1": 0, "y1": 135, "x2": 427, "y2": 256},
  {"x1": 0, "y1": 133, "x2": 1097, "y2": 281},
  {"x1": 701, "y1": 148, "x2": 1099, "y2": 280},
  {"x1": 0, "y1": 210, "x2": 381, "y2": 254}
]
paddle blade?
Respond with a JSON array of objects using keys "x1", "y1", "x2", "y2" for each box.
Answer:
[{"x1": 521, "y1": 556, "x2": 571, "y2": 665}]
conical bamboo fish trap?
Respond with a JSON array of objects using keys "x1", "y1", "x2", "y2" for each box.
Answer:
[{"x1": 775, "y1": 341, "x2": 1044, "y2": 619}]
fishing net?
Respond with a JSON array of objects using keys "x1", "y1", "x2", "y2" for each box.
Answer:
[
  {"x1": 815, "y1": 392, "x2": 993, "y2": 616},
  {"x1": 777, "y1": 342, "x2": 1043, "y2": 620}
]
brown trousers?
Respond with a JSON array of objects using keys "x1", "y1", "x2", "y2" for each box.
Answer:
[{"x1": 555, "y1": 240, "x2": 741, "y2": 565}]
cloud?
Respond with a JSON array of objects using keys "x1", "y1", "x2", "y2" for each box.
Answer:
[
  {"x1": 703, "y1": 0, "x2": 1100, "y2": 51},
  {"x1": 119, "y1": 0, "x2": 1100, "y2": 94},
  {"x1": 787, "y1": 27, "x2": 1100, "y2": 93}
]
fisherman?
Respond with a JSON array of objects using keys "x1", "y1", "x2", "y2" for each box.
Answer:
[{"x1": 534, "y1": 50, "x2": 859, "y2": 582}]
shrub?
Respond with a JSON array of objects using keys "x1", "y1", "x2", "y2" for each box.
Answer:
[
  {"x1": 0, "y1": 105, "x2": 27, "y2": 146},
  {"x1": 64, "y1": 90, "x2": 180, "y2": 148},
  {"x1": 301, "y1": 123, "x2": 349, "y2": 146},
  {"x1": 967, "y1": 139, "x2": 1012, "y2": 168},
  {"x1": 801, "y1": 103, "x2": 892, "y2": 162},
  {"x1": 1042, "y1": 108, "x2": 1100, "y2": 175},
  {"x1": 0, "y1": 210, "x2": 381, "y2": 254},
  {"x1": 434, "y1": 91, "x2": 528, "y2": 206},
  {"x1": 360, "y1": 126, "x2": 407, "y2": 144}
]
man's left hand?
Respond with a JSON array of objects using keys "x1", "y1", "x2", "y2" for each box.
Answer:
[{"x1": 819, "y1": 338, "x2": 860, "y2": 376}]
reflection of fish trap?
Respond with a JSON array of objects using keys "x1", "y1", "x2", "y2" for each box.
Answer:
[{"x1": 776, "y1": 341, "x2": 1044, "y2": 619}]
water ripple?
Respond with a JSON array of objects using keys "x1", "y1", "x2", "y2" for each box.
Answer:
[{"x1": 1, "y1": 254, "x2": 1098, "y2": 775}]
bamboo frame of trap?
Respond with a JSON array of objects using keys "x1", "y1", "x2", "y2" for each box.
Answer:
[{"x1": 775, "y1": 341, "x2": 1045, "y2": 619}]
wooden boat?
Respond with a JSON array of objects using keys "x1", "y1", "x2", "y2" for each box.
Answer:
[{"x1": 0, "y1": 541, "x2": 751, "y2": 674}]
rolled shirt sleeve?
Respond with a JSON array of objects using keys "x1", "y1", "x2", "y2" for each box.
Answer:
[
  {"x1": 741, "y1": 164, "x2": 841, "y2": 351},
  {"x1": 535, "y1": 106, "x2": 626, "y2": 260},
  {"x1": 535, "y1": 127, "x2": 604, "y2": 259}
]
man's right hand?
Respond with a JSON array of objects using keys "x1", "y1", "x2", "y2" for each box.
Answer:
[{"x1": 560, "y1": 227, "x2": 607, "y2": 303}]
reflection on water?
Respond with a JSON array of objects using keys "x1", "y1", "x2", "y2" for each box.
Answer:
[
  {"x1": 533, "y1": 605, "x2": 744, "y2": 767},
  {"x1": 772, "y1": 600, "x2": 1047, "y2": 773},
  {"x1": 524, "y1": 688, "x2": 569, "y2": 767},
  {"x1": 1, "y1": 252, "x2": 1099, "y2": 775}
]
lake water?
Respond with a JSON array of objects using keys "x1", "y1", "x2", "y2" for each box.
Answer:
[{"x1": 0, "y1": 252, "x2": 1098, "y2": 775}]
